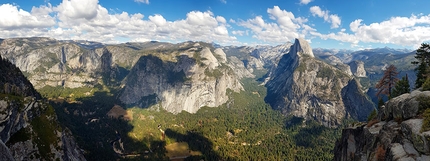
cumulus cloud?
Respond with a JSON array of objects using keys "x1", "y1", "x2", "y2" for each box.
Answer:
[
  {"x1": 134, "y1": 0, "x2": 149, "y2": 4},
  {"x1": 149, "y1": 14, "x2": 167, "y2": 26},
  {"x1": 216, "y1": 16, "x2": 227, "y2": 24},
  {"x1": 237, "y1": 6, "x2": 308, "y2": 44},
  {"x1": 310, "y1": 6, "x2": 341, "y2": 28},
  {"x1": 0, "y1": 4, "x2": 56, "y2": 29},
  {"x1": 311, "y1": 14, "x2": 430, "y2": 47},
  {"x1": 186, "y1": 11, "x2": 218, "y2": 27},
  {"x1": 55, "y1": 0, "x2": 99, "y2": 20},
  {"x1": 0, "y1": 2, "x2": 239, "y2": 45},
  {"x1": 299, "y1": 0, "x2": 313, "y2": 5}
]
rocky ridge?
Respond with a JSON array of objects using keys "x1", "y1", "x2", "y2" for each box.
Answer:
[
  {"x1": 265, "y1": 38, "x2": 375, "y2": 127},
  {"x1": 334, "y1": 90, "x2": 430, "y2": 161},
  {"x1": 0, "y1": 55, "x2": 86, "y2": 161}
]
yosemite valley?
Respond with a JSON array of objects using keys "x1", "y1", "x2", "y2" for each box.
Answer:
[{"x1": 0, "y1": 37, "x2": 423, "y2": 160}]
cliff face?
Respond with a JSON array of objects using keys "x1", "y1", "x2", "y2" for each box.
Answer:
[
  {"x1": 0, "y1": 55, "x2": 86, "y2": 161},
  {"x1": 0, "y1": 38, "x2": 120, "y2": 88},
  {"x1": 119, "y1": 43, "x2": 243, "y2": 113},
  {"x1": 265, "y1": 38, "x2": 374, "y2": 127},
  {"x1": 334, "y1": 90, "x2": 430, "y2": 161},
  {"x1": 348, "y1": 60, "x2": 366, "y2": 77}
]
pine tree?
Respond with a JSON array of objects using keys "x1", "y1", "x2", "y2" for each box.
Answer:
[
  {"x1": 391, "y1": 74, "x2": 410, "y2": 98},
  {"x1": 375, "y1": 65, "x2": 399, "y2": 99},
  {"x1": 412, "y1": 43, "x2": 430, "y2": 88},
  {"x1": 377, "y1": 98, "x2": 384, "y2": 109}
]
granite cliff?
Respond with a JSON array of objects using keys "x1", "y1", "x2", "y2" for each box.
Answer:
[
  {"x1": 265, "y1": 38, "x2": 375, "y2": 127},
  {"x1": 119, "y1": 43, "x2": 243, "y2": 113},
  {"x1": 334, "y1": 90, "x2": 430, "y2": 161},
  {"x1": 0, "y1": 55, "x2": 86, "y2": 161}
]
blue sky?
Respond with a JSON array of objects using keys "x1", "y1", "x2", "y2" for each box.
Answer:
[{"x1": 1, "y1": 0, "x2": 430, "y2": 50}]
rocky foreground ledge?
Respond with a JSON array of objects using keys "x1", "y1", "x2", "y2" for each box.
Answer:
[{"x1": 334, "y1": 90, "x2": 430, "y2": 161}]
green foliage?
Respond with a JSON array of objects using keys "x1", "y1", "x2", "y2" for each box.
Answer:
[
  {"x1": 316, "y1": 66, "x2": 334, "y2": 79},
  {"x1": 296, "y1": 62, "x2": 307, "y2": 72},
  {"x1": 412, "y1": 43, "x2": 430, "y2": 89},
  {"x1": 378, "y1": 98, "x2": 384, "y2": 109},
  {"x1": 391, "y1": 75, "x2": 410, "y2": 98},
  {"x1": 30, "y1": 105, "x2": 60, "y2": 159},
  {"x1": 38, "y1": 85, "x2": 102, "y2": 100},
  {"x1": 204, "y1": 68, "x2": 223, "y2": 78},
  {"x1": 422, "y1": 78, "x2": 430, "y2": 91},
  {"x1": 415, "y1": 62, "x2": 427, "y2": 89},
  {"x1": 422, "y1": 108, "x2": 430, "y2": 132},
  {"x1": 367, "y1": 109, "x2": 377, "y2": 122},
  {"x1": 417, "y1": 95, "x2": 430, "y2": 113},
  {"x1": 50, "y1": 78, "x2": 341, "y2": 160}
]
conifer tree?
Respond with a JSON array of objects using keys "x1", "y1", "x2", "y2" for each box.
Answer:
[
  {"x1": 391, "y1": 74, "x2": 410, "y2": 98},
  {"x1": 375, "y1": 65, "x2": 399, "y2": 99},
  {"x1": 412, "y1": 43, "x2": 430, "y2": 88}
]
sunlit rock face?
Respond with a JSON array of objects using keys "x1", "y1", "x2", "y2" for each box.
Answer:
[
  {"x1": 265, "y1": 38, "x2": 374, "y2": 127},
  {"x1": 119, "y1": 45, "x2": 243, "y2": 114},
  {"x1": 348, "y1": 60, "x2": 366, "y2": 77},
  {"x1": 334, "y1": 90, "x2": 430, "y2": 161}
]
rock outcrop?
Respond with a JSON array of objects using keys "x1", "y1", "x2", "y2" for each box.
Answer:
[
  {"x1": 0, "y1": 56, "x2": 86, "y2": 161},
  {"x1": 334, "y1": 90, "x2": 430, "y2": 161},
  {"x1": 348, "y1": 61, "x2": 366, "y2": 77},
  {"x1": 265, "y1": 38, "x2": 374, "y2": 127},
  {"x1": 119, "y1": 44, "x2": 243, "y2": 113}
]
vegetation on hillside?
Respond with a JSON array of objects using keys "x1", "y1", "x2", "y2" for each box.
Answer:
[
  {"x1": 391, "y1": 75, "x2": 410, "y2": 98},
  {"x1": 41, "y1": 78, "x2": 343, "y2": 160}
]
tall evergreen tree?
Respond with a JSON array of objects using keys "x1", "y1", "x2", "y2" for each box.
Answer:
[
  {"x1": 375, "y1": 65, "x2": 399, "y2": 99},
  {"x1": 391, "y1": 74, "x2": 410, "y2": 98},
  {"x1": 412, "y1": 43, "x2": 430, "y2": 88}
]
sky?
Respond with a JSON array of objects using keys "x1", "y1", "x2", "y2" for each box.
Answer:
[{"x1": 1, "y1": 0, "x2": 430, "y2": 50}]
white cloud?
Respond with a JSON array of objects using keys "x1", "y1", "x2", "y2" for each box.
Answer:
[
  {"x1": 0, "y1": 2, "x2": 238, "y2": 45},
  {"x1": 329, "y1": 15, "x2": 341, "y2": 28},
  {"x1": 267, "y1": 6, "x2": 301, "y2": 30},
  {"x1": 300, "y1": 0, "x2": 313, "y2": 5},
  {"x1": 55, "y1": 0, "x2": 99, "y2": 20},
  {"x1": 232, "y1": 30, "x2": 245, "y2": 36},
  {"x1": 310, "y1": 6, "x2": 341, "y2": 28},
  {"x1": 214, "y1": 26, "x2": 228, "y2": 35},
  {"x1": 186, "y1": 11, "x2": 218, "y2": 27},
  {"x1": 149, "y1": 14, "x2": 167, "y2": 26},
  {"x1": 220, "y1": 0, "x2": 227, "y2": 4},
  {"x1": 349, "y1": 19, "x2": 362, "y2": 32},
  {"x1": 311, "y1": 14, "x2": 430, "y2": 47},
  {"x1": 134, "y1": 0, "x2": 149, "y2": 4},
  {"x1": 236, "y1": 6, "x2": 308, "y2": 44},
  {"x1": 0, "y1": 4, "x2": 56, "y2": 29},
  {"x1": 216, "y1": 16, "x2": 227, "y2": 24}
]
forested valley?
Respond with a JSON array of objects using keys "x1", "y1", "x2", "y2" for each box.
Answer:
[{"x1": 40, "y1": 78, "x2": 345, "y2": 160}]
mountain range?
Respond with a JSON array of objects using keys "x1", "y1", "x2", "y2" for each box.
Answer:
[{"x1": 0, "y1": 37, "x2": 420, "y2": 160}]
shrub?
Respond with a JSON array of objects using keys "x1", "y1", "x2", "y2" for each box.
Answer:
[
  {"x1": 422, "y1": 78, "x2": 430, "y2": 91},
  {"x1": 417, "y1": 95, "x2": 430, "y2": 113},
  {"x1": 367, "y1": 109, "x2": 377, "y2": 122},
  {"x1": 421, "y1": 108, "x2": 430, "y2": 132}
]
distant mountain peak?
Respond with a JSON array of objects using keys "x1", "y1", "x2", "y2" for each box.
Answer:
[{"x1": 291, "y1": 38, "x2": 314, "y2": 58}]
